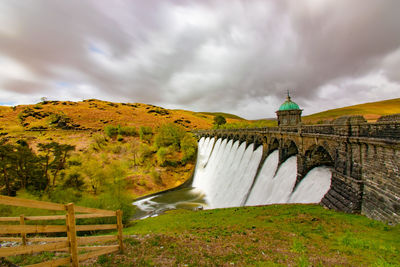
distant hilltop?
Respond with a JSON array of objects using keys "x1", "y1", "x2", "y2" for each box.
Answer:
[{"x1": 302, "y1": 98, "x2": 400, "y2": 124}]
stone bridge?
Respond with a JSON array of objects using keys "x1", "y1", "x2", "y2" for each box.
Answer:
[{"x1": 194, "y1": 114, "x2": 400, "y2": 224}]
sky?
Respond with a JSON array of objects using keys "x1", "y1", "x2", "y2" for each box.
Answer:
[{"x1": 0, "y1": 0, "x2": 400, "y2": 119}]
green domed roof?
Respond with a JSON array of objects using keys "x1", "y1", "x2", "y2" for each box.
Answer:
[{"x1": 278, "y1": 93, "x2": 300, "y2": 111}]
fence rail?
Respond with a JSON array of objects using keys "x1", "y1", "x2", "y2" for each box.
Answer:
[{"x1": 0, "y1": 195, "x2": 123, "y2": 267}]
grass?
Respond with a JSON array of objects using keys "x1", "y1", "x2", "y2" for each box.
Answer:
[{"x1": 83, "y1": 204, "x2": 400, "y2": 266}]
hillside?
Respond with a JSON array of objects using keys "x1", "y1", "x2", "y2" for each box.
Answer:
[
  {"x1": 303, "y1": 98, "x2": 400, "y2": 124},
  {"x1": 0, "y1": 100, "x2": 243, "y2": 201},
  {"x1": 0, "y1": 99, "x2": 244, "y2": 133}
]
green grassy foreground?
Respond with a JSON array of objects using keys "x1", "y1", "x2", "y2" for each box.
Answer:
[{"x1": 87, "y1": 204, "x2": 399, "y2": 266}]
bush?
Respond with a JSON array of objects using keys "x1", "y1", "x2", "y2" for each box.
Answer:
[
  {"x1": 139, "y1": 126, "x2": 153, "y2": 141},
  {"x1": 104, "y1": 125, "x2": 119, "y2": 138},
  {"x1": 48, "y1": 187, "x2": 82, "y2": 204},
  {"x1": 118, "y1": 126, "x2": 138, "y2": 136},
  {"x1": 181, "y1": 133, "x2": 198, "y2": 164},
  {"x1": 213, "y1": 115, "x2": 226, "y2": 127},
  {"x1": 156, "y1": 147, "x2": 169, "y2": 166},
  {"x1": 138, "y1": 143, "x2": 153, "y2": 163},
  {"x1": 77, "y1": 191, "x2": 135, "y2": 224},
  {"x1": 105, "y1": 125, "x2": 139, "y2": 138},
  {"x1": 48, "y1": 113, "x2": 72, "y2": 129},
  {"x1": 150, "y1": 169, "x2": 162, "y2": 184},
  {"x1": 62, "y1": 172, "x2": 85, "y2": 191},
  {"x1": 154, "y1": 123, "x2": 186, "y2": 149},
  {"x1": 90, "y1": 134, "x2": 108, "y2": 151}
]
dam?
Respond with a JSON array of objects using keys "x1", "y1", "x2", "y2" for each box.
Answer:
[{"x1": 135, "y1": 95, "x2": 400, "y2": 225}]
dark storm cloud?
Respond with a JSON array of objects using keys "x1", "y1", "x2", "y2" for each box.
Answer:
[{"x1": 0, "y1": 0, "x2": 399, "y2": 118}]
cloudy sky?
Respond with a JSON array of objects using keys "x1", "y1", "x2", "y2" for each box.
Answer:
[{"x1": 1, "y1": 0, "x2": 399, "y2": 119}]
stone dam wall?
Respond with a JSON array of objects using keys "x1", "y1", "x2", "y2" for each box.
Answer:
[{"x1": 194, "y1": 114, "x2": 400, "y2": 225}]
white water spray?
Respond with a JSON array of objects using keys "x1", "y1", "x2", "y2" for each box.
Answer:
[{"x1": 192, "y1": 137, "x2": 332, "y2": 208}]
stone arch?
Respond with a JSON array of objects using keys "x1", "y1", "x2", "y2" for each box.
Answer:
[
  {"x1": 238, "y1": 134, "x2": 247, "y2": 144},
  {"x1": 303, "y1": 145, "x2": 334, "y2": 173},
  {"x1": 269, "y1": 138, "x2": 279, "y2": 152},
  {"x1": 253, "y1": 135, "x2": 264, "y2": 149},
  {"x1": 280, "y1": 139, "x2": 299, "y2": 163}
]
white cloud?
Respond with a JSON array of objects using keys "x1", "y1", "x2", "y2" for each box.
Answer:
[{"x1": 0, "y1": 0, "x2": 399, "y2": 119}]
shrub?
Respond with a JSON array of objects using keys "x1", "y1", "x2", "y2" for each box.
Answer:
[
  {"x1": 213, "y1": 115, "x2": 226, "y2": 127},
  {"x1": 139, "y1": 126, "x2": 153, "y2": 142},
  {"x1": 90, "y1": 134, "x2": 108, "y2": 151},
  {"x1": 118, "y1": 126, "x2": 138, "y2": 136},
  {"x1": 62, "y1": 172, "x2": 85, "y2": 191},
  {"x1": 48, "y1": 113, "x2": 72, "y2": 129},
  {"x1": 48, "y1": 187, "x2": 82, "y2": 204},
  {"x1": 138, "y1": 143, "x2": 153, "y2": 163},
  {"x1": 156, "y1": 147, "x2": 169, "y2": 166},
  {"x1": 150, "y1": 169, "x2": 162, "y2": 184},
  {"x1": 181, "y1": 133, "x2": 198, "y2": 164},
  {"x1": 154, "y1": 123, "x2": 186, "y2": 149},
  {"x1": 77, "y1": 191, "x2": 134, "y2": 224},
  {"x1": 105, "y1": 125, "x2": 139, "y2": 138},
  {"x1": 104, "y1": 125, "x2": 119, "y2": 138}
]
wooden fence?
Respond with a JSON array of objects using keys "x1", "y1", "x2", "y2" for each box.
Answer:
[{"x1": 0, "y1": 195, "x2": 123, "y2": 267}]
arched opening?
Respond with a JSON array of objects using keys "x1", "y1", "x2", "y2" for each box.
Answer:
[
  {"x1": 250, "y1": 135, "x2": 263, "y2": 150},
  {"x1": 269, "y1": 138, "x2": 279, "y2": 153},
  {"x1": 303, "y1": 145, "x2": 334, "y2": 175},
  {"x1": 279, "y1": 140, "x2": 298, "y2": 164}
]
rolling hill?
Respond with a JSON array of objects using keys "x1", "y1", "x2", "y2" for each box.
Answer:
[
  {"x1": 302, "y1": 98, "x2": 400, "y2": 124},
  {"x1": 0, "y1": 99, "x2": 244, "y2": 133}
]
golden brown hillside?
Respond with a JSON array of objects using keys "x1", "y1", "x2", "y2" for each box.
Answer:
[
  {"x1": 303, "y1": 98, "x2": 400, "y2": 124},
  {"x1": 0, "y1": 99, "x2": 244, "y2": 133}
]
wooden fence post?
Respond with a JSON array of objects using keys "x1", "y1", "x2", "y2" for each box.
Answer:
[
  {"x1": 19, "y1": 215, "x2": 26, "y2": 246},
  {"x1": 116, "y1": 210, "x2": 124, "y2": 253},
  {"x1": 66, "y1": 203, "x2": 79, "y2": 267}
]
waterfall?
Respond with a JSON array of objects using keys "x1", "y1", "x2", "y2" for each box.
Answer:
[
  {"x1": 133, "y1": 137, "x2": 332, "y2": 218},
  {"x1": 288, "y1": 167, "x2": 332, "y2": 203},
  {"x1": 192, "y1": 137, "x2": 332, "y2": 208},
  {"x1": 193, "y1": 138, "x2": 263, "y2": 208}
]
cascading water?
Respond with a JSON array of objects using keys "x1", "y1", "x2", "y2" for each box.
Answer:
[
  {"x1": 133, "y1": 137, "x2": 332, "y2": 218},
  {"x1": 288, "y1": 167, "x2": 332, "y2": 203},
  {"x1": 193, "y1": 139, "x2": 263, "y2": 209}
]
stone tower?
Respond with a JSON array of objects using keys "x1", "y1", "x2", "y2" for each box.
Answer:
[{"x1": 276, "y1": 92, "x2": 302, "y2": 126}]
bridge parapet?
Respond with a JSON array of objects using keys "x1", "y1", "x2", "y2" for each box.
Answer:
[{"x1": 194, "y1": 120, "x2": 400, "y2": 141}]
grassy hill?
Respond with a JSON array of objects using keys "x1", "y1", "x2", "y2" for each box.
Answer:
[
  {"x1": 0, "y1": 99, "x2": 244, "y2": 133},
  {"x1": 83, "y1": 205, "x2": 398, "y2": 266},
  {"x1": 303, "y1": 98, "x2": 400, "y2": 124},
  {"x1": 7, "y1": 204, "x2": 398, "y2": 266}
]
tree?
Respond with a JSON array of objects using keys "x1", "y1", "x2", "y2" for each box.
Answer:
[
  {"x1": 180, "y1": 133, "x2": 197, "y2": 164},
  {"x1": 214, "y1": 115, "x2": 226, "y2": 127},
  {"x1": 154, "y1": 123, "x2": 186, "y2": 149},
  {"x1": 14, "y1": 140, "x2": 45, "y2": 192},
  {"x1": 0, "y1": 141, "x2": 17, "y2": 196},
  {"x1": 38, "y1": 142, "x2": 75, "y2": 191}
]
